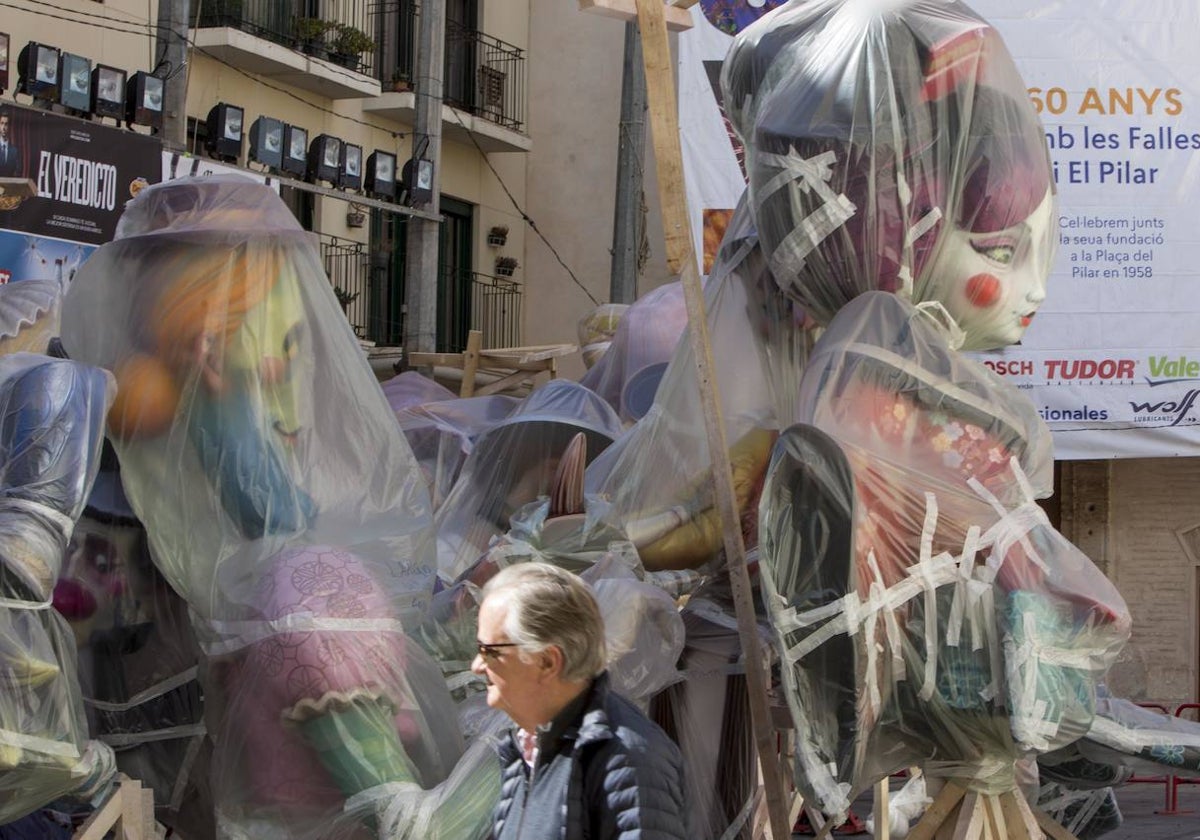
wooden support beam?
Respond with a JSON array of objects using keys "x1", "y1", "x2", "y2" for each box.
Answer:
[
  {"x1": 908, "y1": 780, "x2": 966, "y2": 840},
  {"x1": 875, "y1": 778, "x2": 890, "y2": 840},
  {"x1": 73, "y1": 775, "x2": 156, "y2": 840},
  {"x1": 577, "y1": 0, "x2": 695, "y2": 31},
  {"x1": 459, "y1": 329, "x2": 483, "y2": 397},
  {"x1": 629, "y1": 0, "x2": 791, "y2": 837}
]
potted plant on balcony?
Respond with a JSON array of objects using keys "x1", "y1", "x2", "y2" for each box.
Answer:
[
  {"x1": 330, "y1": 24, "x2": 376, "y2": 70},
  {"x1": 333, "y1": 285, "x2": 360, "y2": 314},
  {"x1": 494, "y1": 255, "x2": 519, "y2": 278},
  {"x1": 390, "y1": 69, "x2": 412, "y2": 92},
  {"x1": 487, "y1": 225, "x2": 509, "y2": 247},
  {"x1": 293, "y1": 17, "x2": 333, "y2": 57}
]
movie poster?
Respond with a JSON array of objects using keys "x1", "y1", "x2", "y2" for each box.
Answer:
[{"x1": 0, "y1": 103, "x2": 160, "y2": 286}]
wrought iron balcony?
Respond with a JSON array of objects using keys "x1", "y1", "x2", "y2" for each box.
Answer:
[
  {"x1": 319, "y1": 233, "x2": 522, "y2": 353},
  {"x1": 371, "y1": 1, "x2": 527, "y2": 135},
  {"x1": 196, "y1": 0, "x2": 378, "y2": 96}
]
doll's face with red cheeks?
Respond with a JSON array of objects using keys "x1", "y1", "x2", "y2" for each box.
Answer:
[{"x1": 935, "y1": 186, "x2": 1054, "y2": 350}]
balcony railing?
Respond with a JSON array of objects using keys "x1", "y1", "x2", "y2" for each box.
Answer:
[
  {"x1": 370, "y1": 1, "x2": 527, "y2": 133},
  {"x1": 320, "y1": 233, "x2": 371, "y2": 338},
  {"x1": 198, "y1": 0, "x2": 375, "y2": 76},
  {"x1": 440, "y1": 267, "x2": 523, "y2": 353},
  {"x1": 318, "y1": 233, "x2": 522, "y2": 352}
]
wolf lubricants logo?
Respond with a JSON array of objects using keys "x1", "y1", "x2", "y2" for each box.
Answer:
[{"x1": 1129, "y1": 389, "x2": 1200, "y2": 426}]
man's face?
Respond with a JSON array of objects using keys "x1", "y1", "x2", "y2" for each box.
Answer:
[
  {"x1": 0, "y1": 116, "x2": 9, "y2": 141},
  {"x1": 471, "y1": 593, "x2": 548, "y2": 731}
]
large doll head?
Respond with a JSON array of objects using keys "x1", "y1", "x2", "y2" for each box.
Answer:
[
  {"x1": 62, "y1": 177, "x2": 436, "y2": 622},
  {"x1": 722, "y1": 0, "x2": 1054, "y2": 350}
]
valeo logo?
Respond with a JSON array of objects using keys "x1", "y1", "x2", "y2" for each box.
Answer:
[{"x1": 1145, "y1": 355, "x2": 1200, "y2": 387}]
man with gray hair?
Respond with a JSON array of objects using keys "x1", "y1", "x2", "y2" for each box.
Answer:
[{"x1": 473, "y1": 562, "x2": 686, "y2": 839}]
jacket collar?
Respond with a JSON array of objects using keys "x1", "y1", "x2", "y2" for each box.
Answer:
[{"x1": 498, "y1": 672, "x2": 616, "y2": 765}]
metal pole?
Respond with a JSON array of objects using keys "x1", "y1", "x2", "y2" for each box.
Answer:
[
  {"x1": 405, "y1": 0, "x2": 446, "y2": 355},
  {"x1": 609, "y1": 21, "x2": 646, "y2": 304},
  {"x1": 155, "y1": 0, "x2": 190, "y2": 152}
]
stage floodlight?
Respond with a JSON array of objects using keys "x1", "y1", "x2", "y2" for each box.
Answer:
[
  {"x1": 58, "y1": 52, "x2": 92, "y2": 112},
  {"x1": 307, "y1": 134, "x2": 341, "y2": 185},
  {"x1": 90, "y1": 65, "x2": 126, "y2": 122},
  {"x1": 0, "y1": 34, "x2": 10, "y2": 95},
  {"x1": 339, "y1": 143, "x2": 362, "y2": 190},
  {"x1": 365, "y1": 150, "x2": 396, "y2": 200},
  {"x1": 17, "y1": 42, "x2": 61, "y2": 102},
  {"x1": 204, "y1": 102, "x2": 243, "y2": 162},
  {"x1": 401, "y1": 156, "x2": 434, "y2": 206},
  {"x1": 126, "y1": 72, "x2": 163, "y2": 129},
  {"x1": 249, "y1": 116, "x2": 284, "y2": 170},
  {"x1": 281, "y1": 124, "x2": 308, "y2": 177}
]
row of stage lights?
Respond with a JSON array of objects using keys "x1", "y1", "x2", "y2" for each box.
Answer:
[
  {"x1": 209, "y1": 103, "x2": 431, "y2": 204},
  {"x1": 1, "y1": 36, "x2": 165, "y2": 129},
  {"x1": 0, "y1": 35, "x2": 433, "y2": 205}
]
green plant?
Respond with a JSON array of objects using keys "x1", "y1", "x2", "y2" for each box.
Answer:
[
  {"x1": 333, "y1": 285, "x2": 360, "y2": 309},
  {"x1": 332, "y1": 24, "x2": 376, "y2": 56},
  {"x1": 293, "y1": 16, "x2": 334, "y2": 44},
  {"x1": 495, "y1": 255, "x2": 519, "y2": 274}
]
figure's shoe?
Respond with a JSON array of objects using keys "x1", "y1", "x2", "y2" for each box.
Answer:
[{"x1": 758, "y1": 422, "x2": 861, "y2": 818}]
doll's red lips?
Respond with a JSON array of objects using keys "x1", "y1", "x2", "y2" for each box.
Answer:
[{"x1": 1020, "y1": 313, "x2": 1035, "y2": 327}]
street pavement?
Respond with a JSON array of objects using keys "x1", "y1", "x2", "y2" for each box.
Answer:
[
  {"x1": 1104, "y1": 782, "x2": 1200, "y2": 840},
  {"x1": 792, "y1": 781, "x2": 1200, "y2": 839}
]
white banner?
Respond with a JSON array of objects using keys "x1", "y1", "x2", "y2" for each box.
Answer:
[
  {"x1": 160, "y1": 151, "x2": 280, "y2": 192},
  {"x1": 677, "y1": 1, "x2": 1200, "y2": 459}
]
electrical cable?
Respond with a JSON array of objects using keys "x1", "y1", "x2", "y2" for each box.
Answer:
[{"x1": 448, "y1": 107, "x2": 599, "y2": 307}]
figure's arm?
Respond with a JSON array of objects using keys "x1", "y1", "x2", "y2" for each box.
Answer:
[{"x1": 631, "y1": 428, "x2": 776, "y2": 571}]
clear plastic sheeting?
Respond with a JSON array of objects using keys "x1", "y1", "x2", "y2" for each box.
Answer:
[
  {"x1": 1035, "y1": 784, "x2": 1123, "y2": 840},
  {"x1": 54, "y1": 453, "x2": 212, "y2": 830},
  {"x1": 394, "y1": 393, "x2": 520, "y2": 513},
  {"x1": 60, "y1": 177, "x2": 494, "y2": 839},
  {"x1": 1074, "y1": 691, "x2": 1200, "y2": 779},
  {"x1": 576, "y1": 304, "x2": 629, "y2": 370},
  {"x1": 381, "y1": 371, "x2": 457, "y2": 415},
  {"x1": 588, "y1": 0, "x2": 1057, "y2": 574},
  {"x1": 722, "y1": 0, "x2": 1055, "y2": 351},
  {"x1": 758, "y1": 292, "x2": 1130, "y2": 819},
  {"x1": 649, "y1": 581, "x2": 768, "y2": 839},
  {"x1": 0, "y1": 354, "x2": 116, "y2": 823},
  {"x1": 580, "y1": 282, "x2": 688, "y2": 424},
  {"x1": 584, "y1": 187, "x2": 816, "y2": 575},
  {"x1": 434, "y1": 380, "x2": 623, "y2": 582}
]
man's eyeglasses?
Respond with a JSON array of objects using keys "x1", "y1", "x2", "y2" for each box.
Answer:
[{"x1": 476, "y1": 640, "x2": 521, "y2": 660}]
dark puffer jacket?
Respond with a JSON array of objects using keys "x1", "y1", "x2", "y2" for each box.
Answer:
[{"x1": 492, "y1": 672, "x2": 686, "y2": 840}]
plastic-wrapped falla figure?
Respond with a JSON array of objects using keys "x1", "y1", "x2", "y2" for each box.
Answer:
[
  {"x1": 0, "y1": 276, "x2": 117, "y2": 822},
  {"x1": 759, "y1": 292, "x2": 1131, "y2": 819},
  {"x1": 62, "y1": 177, "x2": 493, "y2": 839},
  {"x1": 588, "y1": 0, "x2": 1056, "y2": 572}
]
